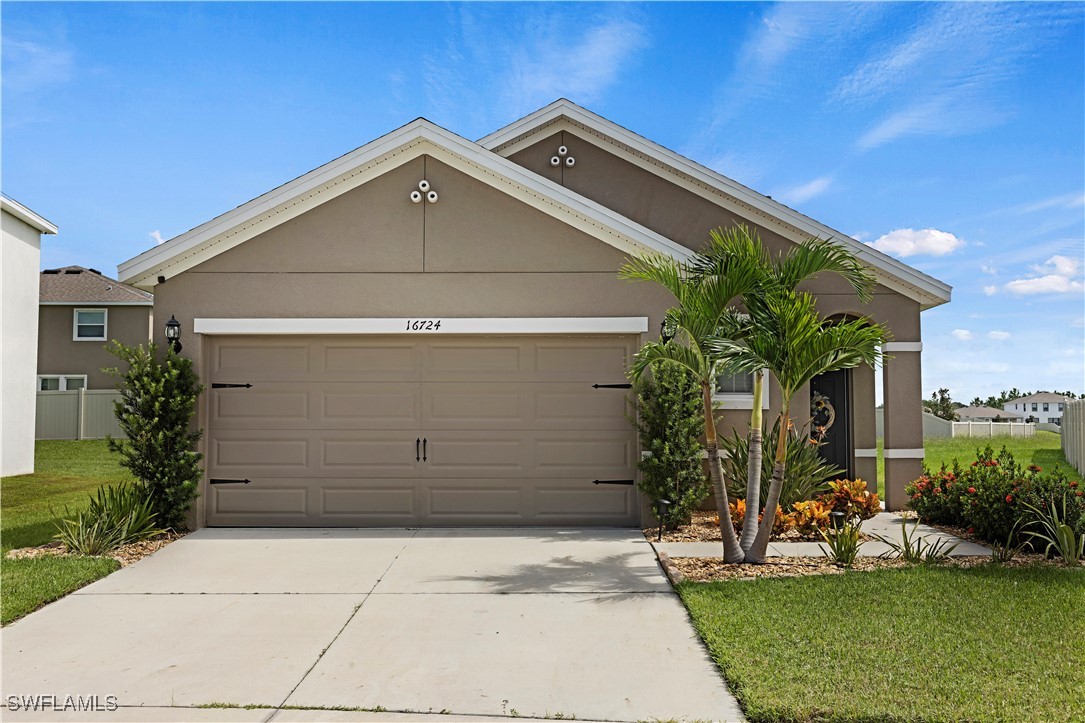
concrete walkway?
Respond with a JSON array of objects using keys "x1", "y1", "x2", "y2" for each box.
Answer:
[
  {"x1": 654, "y1": 512, "x2": 991, "y2": 559},
  {"x1": 1, "y1": 529, "x2": 744, "y2": 723}
]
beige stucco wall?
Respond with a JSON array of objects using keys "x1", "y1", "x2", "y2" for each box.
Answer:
[{"x1": 37, "y1": 304, "x2": 153, "y2": 389}]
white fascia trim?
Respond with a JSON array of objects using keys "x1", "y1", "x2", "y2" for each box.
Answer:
[
  {"x1": 193, "y1": 317, "x2": 650, "y2": 336},
  {"x1": 118, "y1": 120, "x2": 693, "y2": 289},
  {"x1": 481, "y1": 101, "x2": 952, "y2": 310},
  {"x1": 883, "y1": 448, "x2": 925, "y2": 459},
  {"x1": 1, "y1": 196, "x2": 58, "y2": 234},
  {"x1": 883, "y1": 342, "x2": 923, "y2": 352}
]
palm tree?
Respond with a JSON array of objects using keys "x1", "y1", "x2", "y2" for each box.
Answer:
[
  {"x1": 619, "y1": 251, "x2": 759, "y2": 563},
  {"x1": 693, "y1": 227, "x2": 877, "y2": 553},
  {"x1": 710, "y1": 290, "x2": 889, "y2": 562}
]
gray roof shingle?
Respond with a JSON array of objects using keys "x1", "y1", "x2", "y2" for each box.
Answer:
[{"x1": 40, "y1": 266, "x2": 153, "y2": 304}]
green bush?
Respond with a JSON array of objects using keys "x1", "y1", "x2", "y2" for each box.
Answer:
[
  {"x1": 721, "y1": 417, "x2": 841, "y2": 511},
  {"x1": 631, "y1": 363, "x2": 708, "y2": 528},
  {"x1": 54, "y1": 483, "x2": 163, "y2": 555},
  {"x1": 907, "y1": 445, "x2": 1085, "y2": 548},
  {"x1": 107, "y1": 342, "x2": 204, "y2": 530}
]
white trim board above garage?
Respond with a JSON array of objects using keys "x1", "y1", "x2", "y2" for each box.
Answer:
[
  {"x1": 117, "y1": 119, "x2": 693, "y2": 290},
  {"x1": 193, "y1": 317, "x2": 650, "y2": 335},
  {"x1": 480, "y1": 99, "x2": 952, "y2": 310}
]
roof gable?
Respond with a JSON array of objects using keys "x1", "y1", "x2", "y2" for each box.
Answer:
[
  {"x1": 118, "y1": 119, "x2": 693, "y2": 289},
  {"x1": 480, "y1": 100, "x2": 952, "y2": 310}
]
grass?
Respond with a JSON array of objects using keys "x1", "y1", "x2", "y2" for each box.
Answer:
[
  {"x1": 679, "y1": 565, "x2": 1085, "y2": 723},
  {"x1": 873, "y1": 431, "x2": 1079, "y2": 500},
  {"x1": 1, "y1": 440, "x2": 132, "y2": 625}
]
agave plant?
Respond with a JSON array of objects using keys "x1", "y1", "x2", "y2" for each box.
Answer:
[
  {"x1": 1022, "y1": 494, "x2": 1085, "y2": 564},
  {"x1": 54, "y1": 483, "x2": 163, "y2": 556}
]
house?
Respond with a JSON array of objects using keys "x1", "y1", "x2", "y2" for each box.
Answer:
[
  {"x1": 38, "y1": 266, "x2": 153, "y2": 391},
  {"x1": 2, "y1": 196, "x2": 58, "y2": 476},
  {"x1": 955, "y1": 406, "x2": 1025, "y2": 422},
  {"x1": 1003, "y1": 392, "x2": 1072, "y2": 425},
  {"x1": 118, "y1": 100, "x2": 951, "y2": 528}
]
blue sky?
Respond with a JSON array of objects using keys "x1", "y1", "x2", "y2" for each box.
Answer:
[{"x1": 3, "y1": 2, "x2": 1083, "y2": 402}]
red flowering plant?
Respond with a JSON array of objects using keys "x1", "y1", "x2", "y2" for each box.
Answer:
[
  {"x1": 905, "y1": 463, "x2": 966, "y2": 525},
  {"x1": 909, "y1": 444, "x2": 1085, "y2": 547}
]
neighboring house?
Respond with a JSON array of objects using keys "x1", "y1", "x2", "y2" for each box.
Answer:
[
  {"x1": 956, "y1": 406, "x2": 1025, "y2": 422},
  {"x1": 1003, "y1": 392, "x2": 1072, "y2": 426},
  {"x1": 38, "y1": 266, "x2": 153, "y2": 390},
  {"x1": 118, "y1": 99, "x2": 951, "y2": 528},
  {"x1": 2, "y1": 196, "x2": 58, "y2": 476}
]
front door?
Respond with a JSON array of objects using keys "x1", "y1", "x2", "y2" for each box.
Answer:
[{"x1": 809, "y1": 369, "x2": 852, "y2": 480}]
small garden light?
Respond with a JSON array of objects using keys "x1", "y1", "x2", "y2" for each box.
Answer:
[
  {"x1": 660, "y1": 319, "x2": 675, "y2": 344},
  {"x1": 829, "y1": 510, "x2": 846, "y2": 531},
  {"x1": 164, "y1": 315, "x2": 182, "y2": 353}
]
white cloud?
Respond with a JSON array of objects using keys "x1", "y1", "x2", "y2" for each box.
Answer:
[
  {"x1": 987, "y1": 331, "x2": 1011, "y2": 341},
  {"x1": 980, "y1": 263, "x2": 997, "y2": 275},
  {"x1": 868, "y1": 228, "x2": 965, "y2": 258},
  {"x1": 777, "y1": 176, "x2": 833, "y2": 205},
  {"x1": 951, "y1": 329, "x2": 973, "y2": 341},
  {"x1": 149, "y1": 230, "x2": 166, "y2": 245},
  {"x1": 1018, "y1": 192, "x2": 1085, "y2": 213},
  {"x1": 0, "y1": 39, "x2": 73, "y2": 95},
  {"x1": 841, "y1": 4, "x2": 1078, "y2": 150},
  {"x1": 1004, "y1": 255, "x2": 1085, "y2": 296},
  {"x1": 983, "y1": 285, "x2": 998, "y2": 296}
]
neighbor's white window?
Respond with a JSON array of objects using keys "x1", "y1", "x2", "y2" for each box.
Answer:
[
  {"x1": 73, "y1": 308, "x2": 107, "y2": 341},
  {"x1": 38, "y1": 375, "x2": 87, "y2": 391}
]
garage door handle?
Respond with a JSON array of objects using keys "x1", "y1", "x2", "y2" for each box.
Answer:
[
  {"x1": 592, "y1": 383, "x2": 632, "y2": 389},
  {"x1": 423, "y1": 437, "x2": 428, "y2": 462},
  {"x1": 416, "y1": 438, "x2": 421, "y2": 462}
]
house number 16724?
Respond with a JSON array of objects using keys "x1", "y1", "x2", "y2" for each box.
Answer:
[{"x1": 406, "y1": 319, "x2": 442, "y2": 331}]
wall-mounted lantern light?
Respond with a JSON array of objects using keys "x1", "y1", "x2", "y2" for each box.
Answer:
[
  {"x1": 660, "y1": 319, "x2": 675, "y2": 344},
  {"x1": 165, "y1": 315, "x2": 182, "y2": 353}
]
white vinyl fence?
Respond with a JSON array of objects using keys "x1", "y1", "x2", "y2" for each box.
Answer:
[
  {"x1": 951, "y1": 421, "x2": 1034, "y2": 438},
  {"x1": 36, "y1": 390, "x2": 124, "y2": 440},
  {"x1": 1062, "y1": 399, "x2": 1085, "y2": 476}
]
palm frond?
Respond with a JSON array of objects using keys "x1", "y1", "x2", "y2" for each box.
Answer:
[
  {"x1": 775, "y1": 238, "x2": 876, "y2": 302},
  {"x1": 628, "y1": 339, "x2": 712, "y2": 383},
  {"x1": 618, "y1": 253, "x2": 687, "y2": 300}
]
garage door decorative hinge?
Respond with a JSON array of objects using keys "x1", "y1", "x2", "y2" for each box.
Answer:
[
  {"x1": 211, "y1": 383, "x2": 253, "y2": 389},
  {"x1": 209, "y1": 478, "x2": 251, "y2": 485},
  {"x1": 592, "y1": 479, "x2": 634, "y2": 485},
  {"x1": 592, "y1": 383, "x2": 632, "y2": 389}
]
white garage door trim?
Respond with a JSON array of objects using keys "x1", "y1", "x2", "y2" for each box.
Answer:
[{"x1": 194, "y1": 317, "x2": 649, "y2": 335}]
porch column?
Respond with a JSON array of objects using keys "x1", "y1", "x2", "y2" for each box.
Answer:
[
  {"x1": 881, "y1": 342, "x2": 924, "y2": 511},
  {"x1": 850, "y1": 364, "x2": 877, "y2": 494}
]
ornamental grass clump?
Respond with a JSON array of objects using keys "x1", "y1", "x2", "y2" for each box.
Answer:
[{"x1": 54, "y1": 483, "x2": 163, "y2": 556}]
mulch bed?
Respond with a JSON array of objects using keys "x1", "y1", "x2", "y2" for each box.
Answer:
[
  {"x1": 644, "y1": 510, "x2": 870, "y2": 543},
  {"x1": 4, "y1": 531, "x2": 184, "y2": 567}
]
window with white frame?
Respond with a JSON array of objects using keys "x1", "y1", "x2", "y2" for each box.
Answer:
[
  {"x1": 1043, "y1": 403, "x2": 1050, "y2": 412},
  {"x1": 38, "y1": 375, "x2": 87, "y2": 391},
  {"x1": 713, "y1": 370, "x2": 769, "y2": 409},
  {"x1": 73, "y1": 308, "x2": 107, "y2": 340},
  {"x1": 1059, "y1": 403, "x2": 1065, "y2": 411},
  {"x1": 715, "y1": 371, "x2": 755, "y2": 395}
]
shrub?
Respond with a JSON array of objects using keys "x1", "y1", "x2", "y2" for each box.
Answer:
[
  {"x1": 907, "y1": 445, "x2": 1085, "y2": 548},
  {"x1": 872, "y1": 519, "x2": 958, "y2": 564},
  {"x1": 721, "y1": 417, "x2": 841, "y2": 511},
  {"x1": 727, "y1": 499, "x2": 789, "y2": 537},
  {"x1": 819, "y1": 519, "x2": 864, "y2": 567},
  {"x1": 107, "y1": 342, "x2": 204, "y2": 531},
  {"x1": 791, "y1": 499, "x2": 832, "y2": 535},
  {"x1": 817, "y1": 479, "x2": 881, "y2": 523},
  {"x1": 54, "y1": 483, "x2": 163, "y2": 555},
  {"x1": 1022, "y1": 493, "x2": 1085, "y2": 564},
  {"x1": 631, "y1": 363, "x2": 708, "y2": 528}
]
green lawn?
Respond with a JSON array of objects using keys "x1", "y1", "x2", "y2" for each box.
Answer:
[
  {"x1": 680, "y1": 565, "x2": 1085, "y2": 723},
  {"x1": 1, "y1": 440, "x2": 131, "y2": 624},
  {"x1": 873, "y1": 431, "x2": 1079, "y2": 499}
]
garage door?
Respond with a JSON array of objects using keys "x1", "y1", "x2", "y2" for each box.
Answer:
[{"x1": 205, "y1": 335, "x2": 640, "y2": 526}]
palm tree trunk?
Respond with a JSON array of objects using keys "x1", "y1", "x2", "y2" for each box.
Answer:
[
  {"x1": 740, "y1": 371, "x2": 764, "y2": 552},
  {"x1": 745, "y1": 406, "x2": 790, "y2": 563},
  {"x1": 703, "y1": 382, "x2": 745, "y2": 563}
]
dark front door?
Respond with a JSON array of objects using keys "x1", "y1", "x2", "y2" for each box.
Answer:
[{"x1": 809, "y1": 369, "x2": 852, "y2": 479}]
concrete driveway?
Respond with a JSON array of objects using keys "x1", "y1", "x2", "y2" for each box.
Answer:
[{"x1": 1, "y1": 529, "x2": 743, "y2": 722}]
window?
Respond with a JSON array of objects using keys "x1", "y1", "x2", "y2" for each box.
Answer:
[
  {"x1": 715, "y1": 372, "x2": 755, "y2": 395},
  {"x1": 37, "y1": 375, "x2": 87, "y2": 391},
  {"x1": 1043, "y1": 403, "x2": 1049, "y2": 412},
  {"x1": 1059, "y1": 403, "x2": 1065, "y2": 411},
  {"x1": 73, "y1": 308, "x2": 107, "y2": 341},
  {"x1": 1031, "y1": 403, "x2": 1038, "y2": 411}
]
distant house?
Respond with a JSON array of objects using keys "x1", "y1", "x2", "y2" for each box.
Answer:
[
  {"x1": 956, "y1": 406, "x2": 1025, "y2": 422},
  {"x1": 38, "y1": 266, "x2": 153, "y2": 390},
  {"x1": 1003, "y1": 392, "x2": 1072, "y2": 426},
  {"x1": 2, "y1": 196, "x2": 58, "y2": 476}
]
